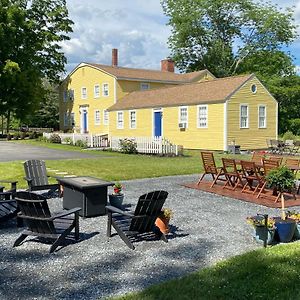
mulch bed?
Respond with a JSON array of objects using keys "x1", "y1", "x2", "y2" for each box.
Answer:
[{"x1": 182, "y1": 180, "x2": 300, "y2": 208}]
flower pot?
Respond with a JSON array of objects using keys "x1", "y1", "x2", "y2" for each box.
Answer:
[
  {"x1": 155, "y1": 217, "x2": 170, "y2": 234},
  {"x1": 108, "y1": 194, "x2": 124, "y2": 209},
  {"x1": 253, "y1": 226, "x2": 275, "y2": 245},
  {"x1": 274, "y1": 217, "x2": 296, "y2": 243},
  {"x1": 293, "y1": 222, "x2": 300, "y2": 240}
]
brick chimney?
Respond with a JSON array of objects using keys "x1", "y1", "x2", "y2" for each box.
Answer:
[
  {"x1": 112, "y1": 48, "x2": 118, "y2": 67},
  {"x1": 161, "y1": 58, "x2": 174, "y2": 72}
]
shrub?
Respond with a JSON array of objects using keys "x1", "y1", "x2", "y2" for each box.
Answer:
[
  {"x1": 63, "y1": 137, "x2": 73, "y2": 145},
  {"x1": 119, "y1": 138, "x2": 137, "y2": 154},
  {"x1": 13, "y1": 132, "x2": 21, "y2": 140},
  {"x1": 49, "y1": 133, "x2": 61, "y2": 144},
  {"x1": 282, "y1": 131, "x2": 295, "y2": 141},
  {"x1": 29, "y1": 131, "x2": 40, "y2": 139},
  {"x1": 20, "y1": 131, "x2": 27, "y2": 139},
  {"x1": 38, "y1": 136, "x2": 49, "y2": 142},
  {"x1": 75, "y1": 139, "x2": 87, "y2": 148}
]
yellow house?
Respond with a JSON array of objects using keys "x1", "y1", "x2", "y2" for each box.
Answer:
[
  {"x1": 107, "y1": 74, "x2": 278, "y2": 150},
  {"x1": 59, "y1": 49, "x2": 214, "y2": 134}
]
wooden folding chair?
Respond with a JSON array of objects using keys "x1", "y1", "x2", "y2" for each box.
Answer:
[
  {"x1": 240, "y1": 160, "x2": 264, "y2": 195},
  {"x1": 197, "y1": 152, "x2": 226, "y2": 188},
  {"x1": 222, "y1": 158, "x2": 244, "y2": 190}
]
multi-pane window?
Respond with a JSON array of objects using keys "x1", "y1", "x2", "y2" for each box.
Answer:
[
  {"x1": 103, "y1": 110, "x2": 109, "y2": 125},
  {"x1": 179, "y1": 106, "x2": 188, "y2": 126},
  {"x1": 63, "y1": 90, "x2": 68, "y2": 102},
  {"x1": 69, "y1": 89, "x2": 74, "y2": 101},
  {"x1": 103, "y1": 83, "x2": 109, "y2": 96},
  {"x1": 240, "y1": 105, "x2": 249, "y2": 128},
  {"x1": 258, "y1": 105, "x2": 266, "y2": 128},
  {"x1": 64, "y1": 112, "x2": 68, "y2": 126},
  {"x1": 197, "y1": 105, "x2": 208, "y2": 128},
  {"x1": 95, "y1": 110, "x2": 100, "y2": 125},
  {"x1": 94, "y1": 85, "x2": 100, "y2": 98},
  {"x1": 129, "y1": 110, "x2": 136, "y2": 129},
  {"x1": 70, "y1": 113, "x2": 75, "y2": 126},
  {"x1": 117, "y1": 111, "x2": 124, "y2": 129},
  {"x1": 81, "y1": 87, "x2": 87, "y2": 99},
  {"x1": 140, "y1": 83, "x2": 150, "y2": 90}
]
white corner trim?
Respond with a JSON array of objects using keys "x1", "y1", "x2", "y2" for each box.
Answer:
[{"x1": 223, "y1": 101, "x2": 228, "y2": 151}]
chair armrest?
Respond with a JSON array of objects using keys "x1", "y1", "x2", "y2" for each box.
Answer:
[
  {"x1": 24, "y1": 177, "x2": 33, "y2": 183},
  {"x1": 106, "y1": 205, "x2": 134, "y2": 217},
  {"x1": 52, "y1": 207, "x2": 81, "y2": 219}
]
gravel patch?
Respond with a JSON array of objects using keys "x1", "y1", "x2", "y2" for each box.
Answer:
[{"x1": 1, "y1": 174, "x2": 298, "y2": 300}]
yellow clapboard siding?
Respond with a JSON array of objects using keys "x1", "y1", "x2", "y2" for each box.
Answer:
[{"x1": 227, "y1": 77, "x2": 277, "y2": 150}]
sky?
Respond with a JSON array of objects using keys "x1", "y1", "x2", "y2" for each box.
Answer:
[{"x1": 63, "y1": 0, "x2": 300, "y2": 74}]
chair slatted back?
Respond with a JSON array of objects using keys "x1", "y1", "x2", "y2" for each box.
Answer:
[
  {"x1": 268, "y1": 156, "x2": 283, "y2": 165},
  {"x1": 15, "y1": 191, "x2": 56, "y2": 234},
  {"x1": 285, "y1": 158, "x2": 300, "y2": 168},
  {"x1": 24, "y1": 160, "x2": 49, "y2": 187},
  {"x1": 263, "y1": 159, "x2": 279, "y2": 176},
  {"x1": 129, "y1": 190, "x2": 168, "y2": 233},
  {"x1": 201, "y1": 152, "x2": 218, "y2": 175},
  {"x1": 241, "y1": 160, "x2": 260, "y2": 178},
  {"x1": 222, "y1": 158, "x2": 239, "y2": 174},
  {"x1": 251, "y1": 152, "x2": 264, "y2": 165}
]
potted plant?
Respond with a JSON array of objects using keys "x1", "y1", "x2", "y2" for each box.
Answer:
[
  {"x1": 266, "y1": 166, "x2": 296, "y2": 242},
  {"x1": 108, "y1": 182, "x2": 124, "y2": 209},
  {"x1": 286, "y1": 210, "x2": 300, "y2": 239},
  {"x1": 155, "y1": 208, "x2": 173, "y2": 234},
  {"x1": 246, "y1": 214, "x2": 275, "y2": 245}
]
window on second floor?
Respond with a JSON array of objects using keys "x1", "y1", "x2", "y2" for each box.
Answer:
[
  {"x1": 94, "y1": 84, "x2": 100, "y2": 98},
  {"x1": 103, "y1": 110, "x2": 109, "y2": 125},
  {"x1": 69, "y1": 89, "x2": 74, "y2": 101},
  {"x1": 129, "y1": 110, "x2": 136, "y2": 129},
  {"x1": 81, "y1": 87, "x2": 87, "y2": 99},
  {"x1": 95, "y1": 110, "x2": 100, "y2": 125},
  {"x1": 103, "y1": 83, "x2": 109, "y2": 97},
  {"x1": 64, "y1": 112, "x2": 68, "y2": 126},
  {"x1": 117, "y1": 111, "x2": 124, "y2": 129},
  {"x1": 70, "y1": 113, "x2": 75, "y2": 126},
  {"x1": 63, "y1": 90, "x2": 68, "y2": 102},
  {"x1": 258, "y1": 105, "x2": 266, "y2": 128},
  {"x1": 240, "y1": 105, "x2": 249, "y2": 128},
  {"x1": 197, "y1": 105, "x2": 208, "y2": 128}
]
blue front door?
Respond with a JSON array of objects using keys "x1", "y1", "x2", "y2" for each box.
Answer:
[
  {"x1": 154, "y1": 111, "x2": 162, "y2": 137},
  {"x1": 83, "y1": 111, "x2": 88, "y2": 133}
]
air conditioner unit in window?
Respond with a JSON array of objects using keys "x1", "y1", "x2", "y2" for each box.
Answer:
[{"x1": 178, "y1": 122, "x2": 187, "y2": 129}]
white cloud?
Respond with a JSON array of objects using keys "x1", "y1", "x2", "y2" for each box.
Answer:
[{"x1": 64, "y1": 0, "x2": 300, "y2": 74}]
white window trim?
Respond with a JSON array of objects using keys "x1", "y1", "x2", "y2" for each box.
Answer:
[
  {"x1": 197, "y1": 105, "x2": 208, "y2": 128},
  {"x1": 178, "y1": 106, "x2": 188, "y2": 128},
  {"x1": 81, "y1": 87, "x2": 87, "y2": 99},
  {"x1": 95, "y1": 110, "x2": 100, "y2": 125},
  {"x1": 129, "y1": 110, "x2": 137, "y2": 129},
  {"x1": 94, "y1": 84, "x2": 100, "y2": 98},
  {"x1": 240, "y1": 104, "x2": 249, "y2": 129},
  {"x1": 140, "y1": 82, "x2": 150, "y2": 90},
  {"x1": 117, "y1": 111, "x2": 124, "y2": 129},
  {"x1": 103, "y1": 110, "x2": 109, "y2": 125},
  {"x1": 258, "y1": 105, "x2": 267, "y2": 129},
  {"x1": 102, "y1": 83, "x2": 109, "y2": 97}
]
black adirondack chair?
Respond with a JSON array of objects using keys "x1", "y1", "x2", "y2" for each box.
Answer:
[
  {"x1": 23, "y1": 160, "x2": 60, "y2": 197},
  {"x1": 0, "y1": 182, "x2": 19, "y2": 224},
  {"x1": 106, "y1": 190, "x2": 169, "y2": 250},
  {"x1": 13, "y1": 191, "x2": 80, "y2": 253}
]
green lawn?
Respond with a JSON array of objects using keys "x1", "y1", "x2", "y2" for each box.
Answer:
[
  {"x1": 110, "y1": 243, "x2": 300, "y2": 300},
  {"x1": 0, "y1": 140, "x2": 247, "y2": 189}
]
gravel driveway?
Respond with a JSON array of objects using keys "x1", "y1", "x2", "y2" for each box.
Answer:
[
  {"x1": 0, "y1": 141, "x2": 96, "y2": 162},
  {"x1": 0, "y1": 174, "x2": 297, "y2": 300}
]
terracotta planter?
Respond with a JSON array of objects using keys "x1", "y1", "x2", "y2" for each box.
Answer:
[{"x1": 155, "y1": 217, "x2": 170, "y2": 234}]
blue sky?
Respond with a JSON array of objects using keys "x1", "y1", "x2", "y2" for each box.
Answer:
[{"x1": 63, "y1": 0, "x2": 300, "y2": 74}]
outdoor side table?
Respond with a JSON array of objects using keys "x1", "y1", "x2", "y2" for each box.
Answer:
[{"x1": 56, "y1": 176, "x2": 114, "y2": 217}]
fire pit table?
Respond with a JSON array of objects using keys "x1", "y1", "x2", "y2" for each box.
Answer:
[{"x1": 56, "y1": 176, "x2": 114, "y2": 217}]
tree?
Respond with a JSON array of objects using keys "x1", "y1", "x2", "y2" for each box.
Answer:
[
  {"x1": 0, "y1": 0, "x2": 73, "y2": 132},
  {"x1": 161, "y1": 0, "x2": 297, "y2": 77}
]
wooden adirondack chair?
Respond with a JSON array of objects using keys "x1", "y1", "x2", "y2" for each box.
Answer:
[
  {"x1": 23, "y1": 160, "x2": 60, "y2": 196},
  {"x1": 13, "y1": 191, "x2": 80, "y2": 253},
  {"x1": 0, "y1": 190, "x2": 18, "y2": 223},
  {"x1": 106, "y1": 190, "x2": 169, "y2": 250}
]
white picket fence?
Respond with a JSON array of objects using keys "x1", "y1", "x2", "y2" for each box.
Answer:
[
  {"x1": 111, "y1": 136, "x2": 180, "y2": 155},
  {"x1": 43, "y1": 133, "x2": 109, "y2": 148}
]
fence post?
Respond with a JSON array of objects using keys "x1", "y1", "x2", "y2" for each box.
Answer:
[
  {"x1": 90, "y1": 134, "x2": 93, "y2": 148},
  {"x1": 72, "y1": 133, "x2": 75, "y2": 145}
]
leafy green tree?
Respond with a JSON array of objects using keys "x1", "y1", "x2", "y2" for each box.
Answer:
[
  {"x1": 0, "y1": 0, "x2": 73, "y2": 132},
  {"x1": 161, "y1": 0, "x2": 297, "y2": 77}
]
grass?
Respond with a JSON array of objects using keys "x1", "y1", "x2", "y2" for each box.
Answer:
[
  {"x1": 110, "y1": 243, "x2": 300, "y2": 300},
  {"x1": 0, "y1": 140, "x2": 247, "y2": 189}
]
